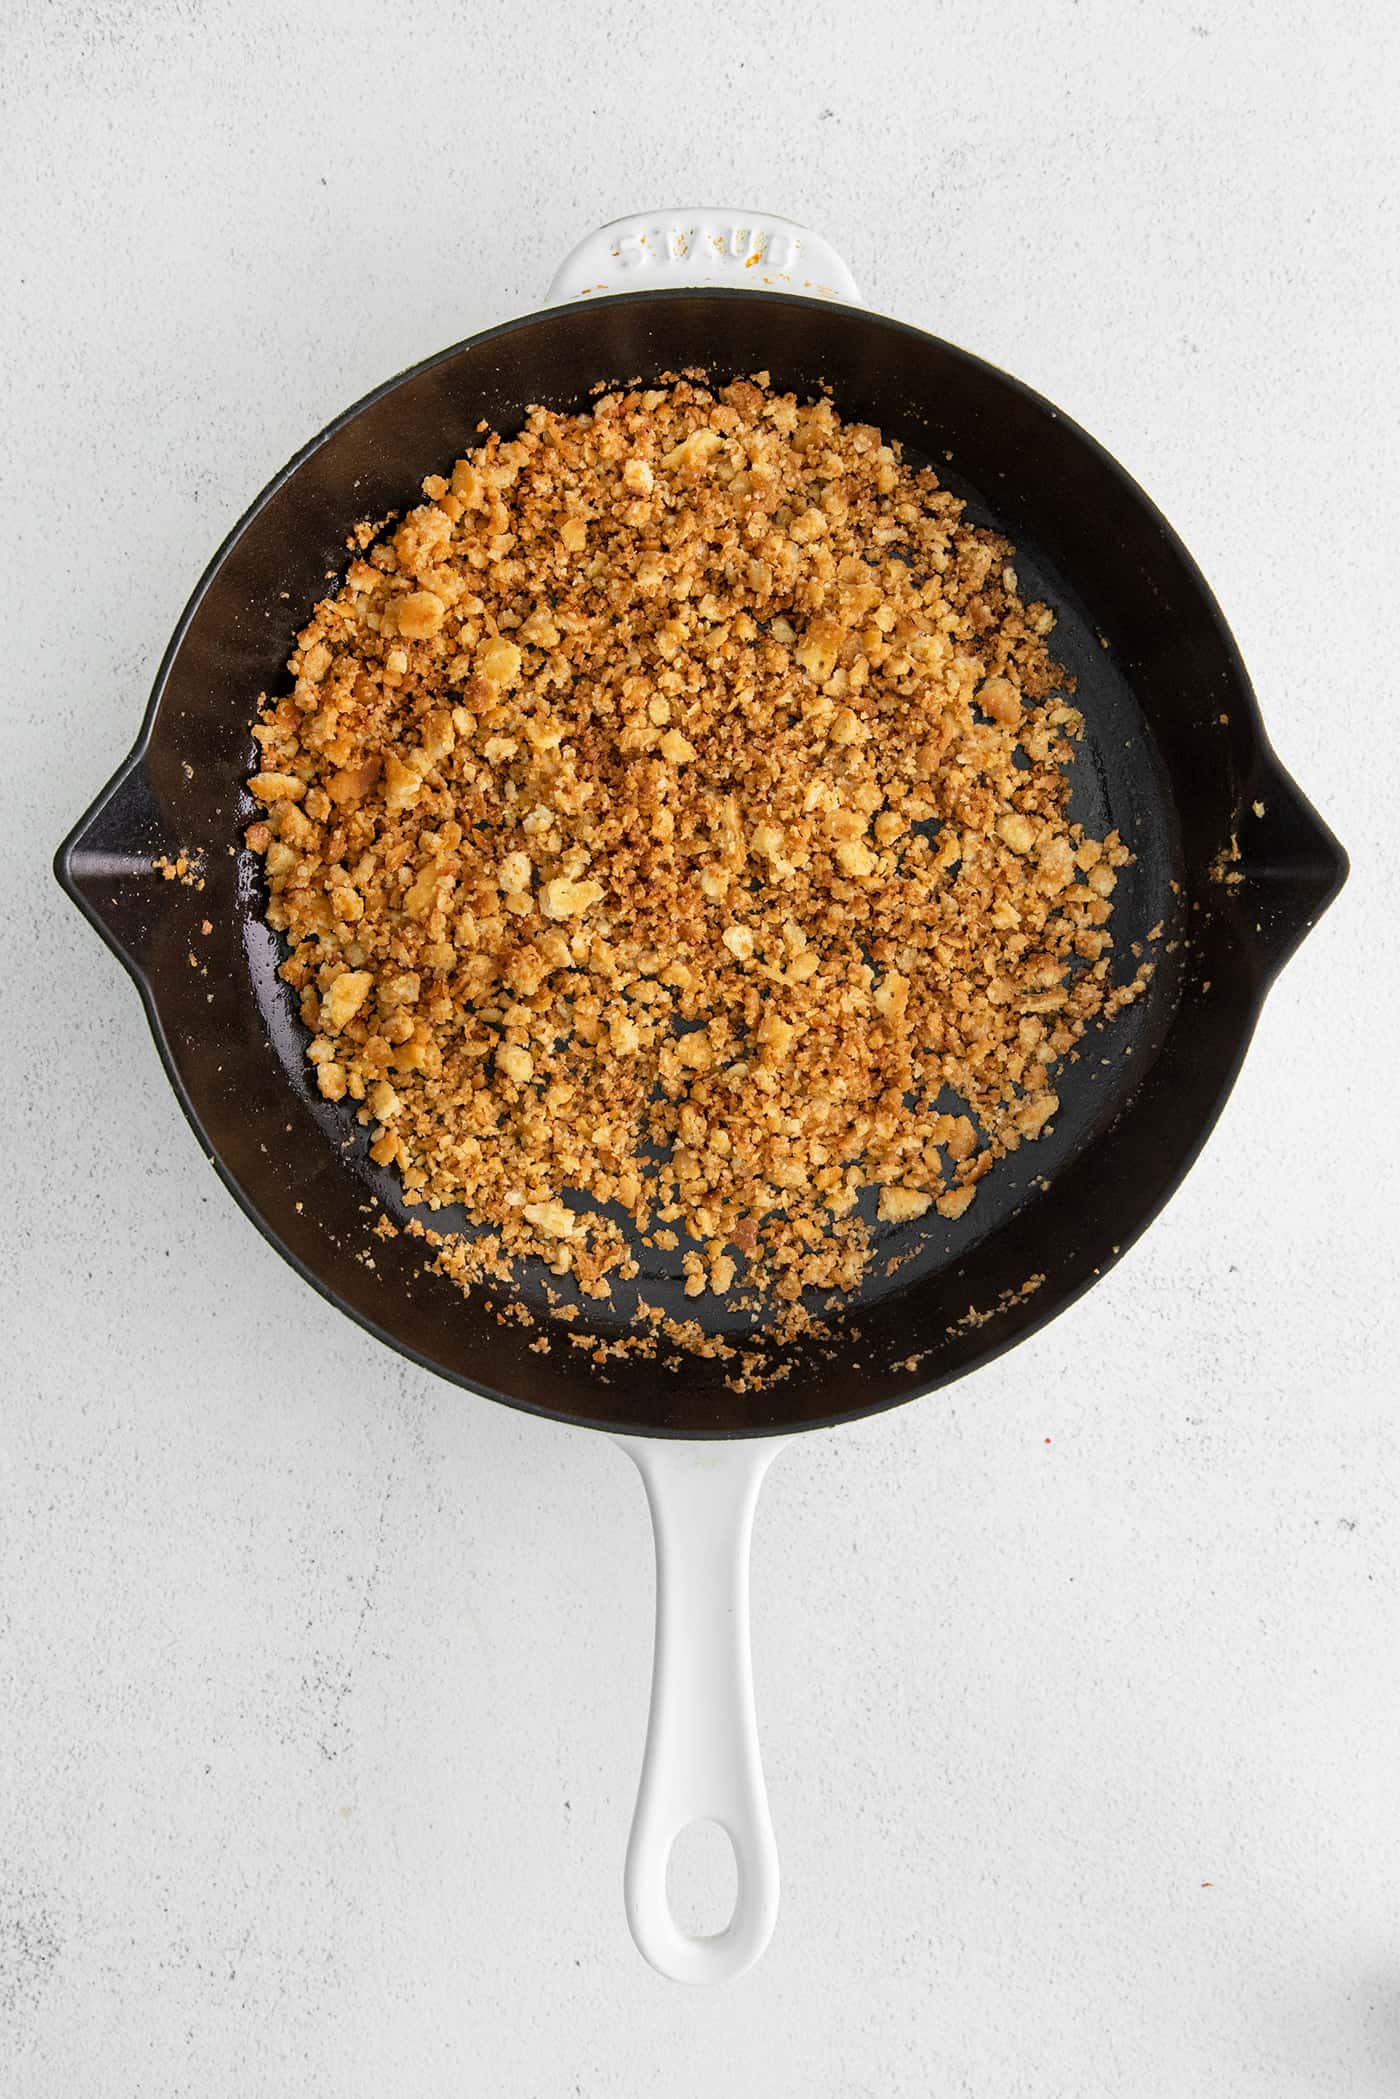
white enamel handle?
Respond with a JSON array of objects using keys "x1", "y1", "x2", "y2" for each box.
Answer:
[
  {"x1": 548, "y1": 209, "x2": 862, "y2": 305},
  {"x1": 615, "y1": 1432, "x2": 789, "y2": 1984}
]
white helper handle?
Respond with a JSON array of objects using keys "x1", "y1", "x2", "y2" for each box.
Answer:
[
  {"x1": 615, "y1": 1433, "x2": 790, "y2": 1984},
  {"x1": 547, "y1": 208, "x2": 862, "y2": 306}
]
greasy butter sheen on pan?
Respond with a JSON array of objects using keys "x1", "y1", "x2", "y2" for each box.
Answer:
[{"x1": 244, "y1": 375, "x2": 1148, "y2": 1312}]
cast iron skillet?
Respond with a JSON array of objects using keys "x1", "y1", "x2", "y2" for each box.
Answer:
[{"x1": 55, "y1": 214, "x2": 1346, "y2": 1982}]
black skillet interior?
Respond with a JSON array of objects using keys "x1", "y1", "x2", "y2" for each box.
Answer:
[{"x1": 56, "y1": 290, "x2": 1347, "y2": 1435}]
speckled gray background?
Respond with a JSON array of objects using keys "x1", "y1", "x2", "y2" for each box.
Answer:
[{"x1": 3, "y1": 2, "x2": 1396, "y2": 2092}]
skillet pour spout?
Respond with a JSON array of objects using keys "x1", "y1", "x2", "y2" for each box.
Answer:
[
  {"x1": 57, "y1": 760, "x2": 190, "y2": 984},
  {"x1": 1232, "y1": 755, "x2": 1349, "y2": 980}
]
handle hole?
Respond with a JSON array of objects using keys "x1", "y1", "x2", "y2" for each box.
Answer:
[{"x1": 665, "y1": 1819, "x2": 738, "y2": 1940}]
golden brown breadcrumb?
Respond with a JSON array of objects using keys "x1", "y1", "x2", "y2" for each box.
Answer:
[{"x1": 245, "y1": 374, "x2": 1143, "y2": 1314}]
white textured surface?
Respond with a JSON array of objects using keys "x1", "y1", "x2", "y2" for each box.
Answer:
[{"x1": 3, "y1": 1, "x2": 1397, "y2": 2091}]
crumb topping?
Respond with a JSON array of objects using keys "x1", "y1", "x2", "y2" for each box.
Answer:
[{"x1": 245, "y1": 374, "x2": 1144, "y2": 1315}]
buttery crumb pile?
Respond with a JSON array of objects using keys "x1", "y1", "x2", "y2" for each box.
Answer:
[{"x1": 245, "y1": 374, "x2": 1143, "y2": 1309}]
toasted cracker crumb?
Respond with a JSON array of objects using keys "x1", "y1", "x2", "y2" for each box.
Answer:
[
  {"x1": 153, "y1": 851, "x2": 206, "y2": 889},
  {"x1": 248, "y1": 376, "x2": 1145, "y2": 1342}
]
